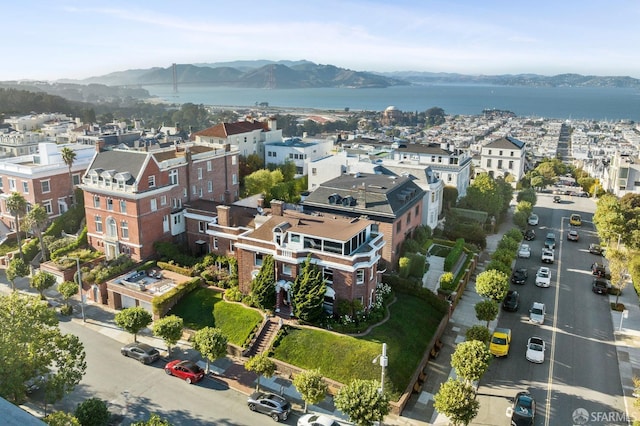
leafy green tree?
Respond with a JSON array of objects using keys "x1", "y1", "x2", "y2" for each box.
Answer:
[
  {"x1": 57, "y1": 280, "x2": 79, "y2": 313},
  {"x1": 619, "y1": 193, "x2": 640, "y2": 250},
  {"x1": 131, "y1": 414, "x2": 173, "y2": 426},
  {"x1": 239, "y1": 153, "x2": 264, "y2": 179},
  {"x1": 530, "y1": 175, "x2": 544, "y2": 191},
  {"x1": 6, "y1": 191, "x2": 27, "y2": 259},
  {"x1": 23, "y1": 203, "x2": 50, "y2": 261},
  {"x1": 334, "y1": 379, "x2": 390, "y2": 426},
  {"x1": 484, "y1": 259, "x2": 512, "y2": 276},
  {"x1": 491, "y1": 248, "x2": 515, "y2": 266},
  {"x1": 30, "y1": 270, "x2": 57, "y2": 299},
  {"x1": 442, "y1": 186, "x2": 459, "y2": 211},
  {"x1": 515, "y1": 200, "x2": 533, "y2": 217},
  {"x1": 534, "y1": 162, "x2": 558, "y2": 187},
  {"x1": 6, "y1": 256, "x2": 30, "y2": 291},
  {"x1": 292, "y1": 256, "x2": 326, "y2": 323},
  {"x1": 516, "y1": 188, "x2": 537, "y2": 205},
  {"x1": 192, "y1": 327, "x2": 228, "y2": 374},
  {"x1": 475, "y1": 270, "x2": 509, "y2": 302},
  {"x1": 244, "y1": 169, "x2": 284, "y2": 197},
  {"x1": 293, "y1": 368, "x2": 328, "y2": 413},
  {"x1": 250, "y1": 254, "x2": 276, "y2": 310},
  {"x1": 152, "y1": 315, "x2": 184, "y2": 355},
  {"x1": 504, "y1": 228, "x2": 524, "y2": 242},
  {"x1": 458, "y1": 173, "x2": 503, "y2": 218},
  {"x1": 114, "y1": 307, "x2": 152, "y2": 342},
  {"x1": 495, "y1": 177, "x2": 514, "y2": 213},
  {"x1": 475, "y1": 299, "x2": 499, "y2": 328},
  {"x1": 450, "y1": 340, "x2": 492, "y2": 386},
  {"x1": 0, "y1": 292, "x2": 86, "y2": 405},
  {"x1": 74, "y1": 398, "x2": 110, "y2": 426},
  {"x1": 45, "y1": 411, "x2": 81, "y2": 426},
  {"x1": 606, "y1": 248, "x2": 629, "y2": 306},
  {"x1": 593, "y1": 194, "x2": 626, "y2": 247},
  {"x1": 512, "y1": 210, "x2": 528, "y2": 229},
  {"x1": 433, "y1": 379, "x2": 480, "y2": 426},
  {"x1": 244, "y1": 353, "x2": 276, "y2": 391},
  {"x1": 61, "y1": 146, "x2": 77, "y2": 204},
  {"x1": 465, "y1": 325, "x2": 490, "y2": 344}
]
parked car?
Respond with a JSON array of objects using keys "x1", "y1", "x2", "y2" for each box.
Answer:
[
  {"x1": 518, "y1": 244, "x2": 531, "y2": 258},
  {"x1": 506, "y1": 391, "x2": 536, "y2": 426},
  {"x1": 248, "y1": 391, "x2": 291, "y2": 422},
  {"x1": 489, "y1": 328, "x2": 512, "y2": 357},
  {"x1": 529, "y1": 302, "x2": 546, "y2": 324},
  {"x1": 527, "y1": 214, "x2": 539, "y2": 226},
  {"x1": 502, "y1": 290, "x2": 520, "y2": 312},
  {"x1": 535, "y1": 267, "x2": 551, "y2": 288},
  {"x1": 567, "y1": 230, "x2": 579, "y2": 241},
  {"x1": 570, "y1": 213, "x2": 582, "y2": 226},
  {"x1": 544, "y1": 233, "x2": 556, "y2": 249},
  {"x1": 121, "y1": 342, "x2": 160, "y2": 364},
  {"x1": 553, "y1": 195, "x2": 561, "y2": 203},
  {"x1": 523, "y1": 229, "x2": 536, "y2": 241},
  {"x1": 511, "y1": 268, "x2": 528, "y2": 285},
  {"x1": 591, "y1": 262, "x2": 608, "y2": 278},
  {"x1": 589, "y1": 244, "x2": 604, "y2": 255},
  {"x1": 164, "y1": 360, "x2": 205, "y2": 384},
  {"x1": 526, "y1": 337, "x2": 546, "y2": 363},
  {"x1": 541, "y1": 248, "x2": 554, "y2": 264},
  {"x1": 592, "y1": 278, "x2": 610, "y2": 295},
  {"x1": 297, "y1": 413, "x2": 340, "y2": 426}
]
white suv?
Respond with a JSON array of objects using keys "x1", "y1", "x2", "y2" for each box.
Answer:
[
  {"x1": 541, "y1": 248, "x2": 554, "y2": 264},
  {"x1": 529, "y1": 302, "x2": 546, "y2": 324},
  {"x1": 535, "y1": 267, "x2": 551, "y2": 287}
]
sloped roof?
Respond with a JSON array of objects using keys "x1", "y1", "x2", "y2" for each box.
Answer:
[
  {"x1": 193, "y1": 121, "x2": 269, "y2": 138},
  {"x1": 86, "y1": 150, "x2": 148, "y2": 182},
  {"x1": 485, "y1": 136, "x2": 526, "y2": 150},
  {"x1": 396, "y1": 143, "x2": 450, "y2": 155}
]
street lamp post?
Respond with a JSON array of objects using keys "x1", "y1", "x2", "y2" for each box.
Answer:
[{"x1": 65, "y1": 256, "x2": 85, "y2": 322}]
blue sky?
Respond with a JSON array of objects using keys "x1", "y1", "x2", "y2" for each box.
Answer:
[{"x1": 4, "y1": 0, "x2": 640, "y2": 81}]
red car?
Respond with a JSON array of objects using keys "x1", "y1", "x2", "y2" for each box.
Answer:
[{"x1": 164, "y1": 360, "x2": 205, "y2": 384}]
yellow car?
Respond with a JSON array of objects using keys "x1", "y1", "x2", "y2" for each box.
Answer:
[{"x1": 569, "y1": 214, "x2": 582, "y2": 226}]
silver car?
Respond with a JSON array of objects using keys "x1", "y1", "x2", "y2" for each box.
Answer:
[{"x1": 121, "y1": 342, "x2": 160, "y2": 364}]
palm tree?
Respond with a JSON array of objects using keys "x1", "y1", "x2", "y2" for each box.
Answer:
[
  {"x1": 6, "y1": 192, "x2": 27, "y2": 259},
  {"x1": 60, "y1": 146, "x2": 77, "y2": 206},
  {"x1": 23, "y1": 204, "x2": 50, "y2": 261}
]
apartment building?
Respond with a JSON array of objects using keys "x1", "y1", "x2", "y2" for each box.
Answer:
[
  {"x1": 264, "y1": 137, "x2": 333, "y2": 176},
  {"x1": 191, "y1": 117, "x2": 282, "y2": 159},
  {"x1": 302, "y1": 172, "x2": 424, "y2": 269},
  {"x1": 478, "y1": 136, "x2": 527, "y2": 184},
  {"x1": 0, "y1": 142, "x2": 95, "y2": 229},
  {"x1": 80, "y1": 142, "x2": 239, "y2": 262}
]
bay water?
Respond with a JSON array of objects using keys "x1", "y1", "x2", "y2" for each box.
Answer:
[{"x1": 144, "y1": 84, "x2": 640, "y2": 122}]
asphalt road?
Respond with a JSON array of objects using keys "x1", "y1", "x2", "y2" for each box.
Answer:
[{"x1": 473, "y1": 192, "x2": 626, "y2": 425}]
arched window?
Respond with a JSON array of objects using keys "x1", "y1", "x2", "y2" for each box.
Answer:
[{"x1": 106, "y1": 217, "x2": 117, "y2": 238}]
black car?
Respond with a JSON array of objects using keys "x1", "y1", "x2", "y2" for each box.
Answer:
[
  {"x1": 592, "y1": 278, "x2": 609, "y2": 295},
  {"x1": 511, "y1": 268, "x2": 528, "y2": 285},
  {"x1": 523, "y1": 229, "x2": 535, "y2": 241},
  {"x1": 502, "y1": 290, "x2": 520, "y2": 312},
  {"x1": 553, "y1": 195, "x2": 561, "y2": 203},
  {"x1": 121, "y1": 342, "x2": 160, "y2": 364},
  {"x1": 247, "y1": 391, "x2": 291, "y2": 422},
  {"x1": 589, "y1": 244, "x2": 604, "y2": 255},
  {"x1": 507, "y1": 391, "x2": 536, "y2": 426}
]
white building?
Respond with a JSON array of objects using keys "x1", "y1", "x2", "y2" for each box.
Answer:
[
  {"x1": 265, "y1": 137, "x2": 334, "y2": 177},
  {"x1": 478, "y1": 136, "x2": 527, "y2": 185}
]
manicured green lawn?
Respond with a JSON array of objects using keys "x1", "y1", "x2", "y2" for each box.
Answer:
[
  {"x1": 272, "y1": 292, "x2": 444, "y2": 396},
  {"x1": 168, "y1": 287, "x2": 262, "y2": 347}
]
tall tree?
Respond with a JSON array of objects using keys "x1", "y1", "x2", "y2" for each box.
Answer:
[
  {"x1": 57, "y1": 280, "x2": 79, "y2": 314},
  {"x1": 30, "y1": 270, "x2": 57, "y2": 300},
  {"x1": 291, "y1": 256, "x2": 326, "y2": 323},
  {"x1": 433, "y1": 379, "x2": 479, "y2": 426},
  {"x1": 192, "y1": 327, "x2": 228, "y2": 374},
  {"x1": 619, "y1": 193, "x2": 640, "y2": 250},
  {"x1": 474, "y1": 299, "x2": 499, "y2": 328},
  {"x1": 475, "y1": 270, "x2": 509, "y2": 302},
  {"x1": 593, "y1": 194, "x2": 626, "y2": 247},
  {"x1": 22, "y1": 203, "x2": 50, "y2": 261},
  {"x1": 250, "y1": 254, "x2": 276, "y2": 310},
  {"x1": 0, "y1": 292, "x2": 86, "y2": 405},
  {"x1": 152, "y1": 315, "x2": 184, "y2": 355},
  {"x1": 114, "y1": 307, "x2": 152, "y2": 342},
  {"x1": 244, "y1": 353, "x2": 276, "y2": 391},
  {"x1": 6, "y1": 191, "x2": 27, "y2": 259},
  {"x1": 458, "y1": 173, "x2": 503, "y2": 219},
  {"x1": 606, "y1": 248, "x2": 629, "y2": 307},
  {"x1": 60, "y1": 146, "x2": 77, "y2": 205},
  {"x1": 74, "y1": 398, "x2": 110, "y2": 426},
  {"x1": 292, "y1": 369, "x2": 328, "y2": 413},
  {"x1": 6, "y1": 256, "x2": 30, "y2": 291},
  {"x1": 450, "y1": 340, "x2": 492, "y2": 386},
  {"x1": 334, "y1": 379, "x2": 390, "y2": 426}
]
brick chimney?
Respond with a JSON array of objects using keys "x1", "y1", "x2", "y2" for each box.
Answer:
[
  {"x1": 95, "y1": 138, "x2": 105, "y2": 153},
  {"x1": 271, "y1": 200, "x2": 284, "y2": 216},
  {"x1": 216, "y1": 205, "x2": 231, "y2": 227}
]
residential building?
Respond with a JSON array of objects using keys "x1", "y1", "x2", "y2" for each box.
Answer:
[
  {"x1": 604, "y1": 152, "x2": 640, "y2": 196},
  {"x1": 264, "y1": 137, "x2": 333, "y2": 176},
  {"x1": 191, "y1": 117, "x2": 282, "y2": 159},
  {"x1": 478, "y1": 136, "x2": 527, "y2": 184},
  {"x1": 301, "y1": 172, "x2": 424, "y2": 269},
  {"x1": 0, "y1": 142, "x2": 95, "y2": 229},
  {"x1": 80, "y1": 142, "x2": 239, "y2": 262}
]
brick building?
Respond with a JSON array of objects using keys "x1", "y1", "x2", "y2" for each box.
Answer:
[{"x1": 80, "y1": 142, "x2": 239, "y2": 262}]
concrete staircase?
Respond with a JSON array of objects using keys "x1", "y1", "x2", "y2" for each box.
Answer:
[{"x1": 245, "y1": 318, "x2": 280, "y2": 357}]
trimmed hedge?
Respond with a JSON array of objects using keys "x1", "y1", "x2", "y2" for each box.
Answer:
[
  {"x1": 383, "y1": 273, "x2": 448, "y2": 316},
  {"x1": 444, "y1": 238, "x2": 465, "y2": 272},
  {"x1": 50, "y1": 226, "x2": 88, "y2": 260},
  {"x1": 157, "y1": 261, "x2": 193, "y2": 277},
  {"x1": 152, "y1": 277, "x2": 202, "y2": 315}
]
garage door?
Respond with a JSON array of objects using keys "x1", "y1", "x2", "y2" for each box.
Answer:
[
  {"x1": 139, "y1": 301, "x2": 153, "y2": 314},
  {"x1": 121, "y1": 295, "x2": 136, "y2": 309}
]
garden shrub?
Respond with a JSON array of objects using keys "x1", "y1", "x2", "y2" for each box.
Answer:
[
  {"x1": 485, "y1": 259, "x2": 512, "y2": 276},
  {"x1": 383, "y1": 273, "x2": 448, "y2": 316},
  {"x1": 505, "y1": 228, "x2": 524, "y2": 242},
  {"x1": 154, "y1": 241, "x2": 199, "y2": 267},
  {"x1": 407, "y1": 252, "x2": 425, "y2": 278},
  {"x1": 225, "y1": 286, "x2": 243, "y2": 302},
  {"x1": 402, "y1": 239, "x2": 421, "y2": 255},
  {"x1": 152, "y1": 277, "x2": 202, "y2": 315},
  {"x1": 398, "y1": 256, "x2": 411, "y2": 278},
  {"x1": 157, "y1": 261, "x2": 193, "y2": 277},
  {"x1": 439, "y1": 272, "x2": 456, "y2": 291}
]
